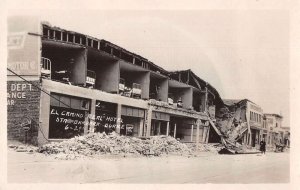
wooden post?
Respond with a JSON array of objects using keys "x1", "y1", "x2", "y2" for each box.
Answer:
[
  {"x1": 166, "y1": 121, "x2": 170, "y2": 136},
  {"x1": 206, "y1": 125, "x2": 211, "y2": 143},
  {"x1": 191, "y1": 124, "x2": 194, "y2": 142},
  {"x1": 174, "y1": 123, "x2": 177, "y2": 138}
]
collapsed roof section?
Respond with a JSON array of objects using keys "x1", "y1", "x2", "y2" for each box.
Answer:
[
  {"x1": 169, "y1": 69, "x2": 224, "y2": 106},
  {"x1": 223, "y1": 99, "x2": 258, "y2": 108}
]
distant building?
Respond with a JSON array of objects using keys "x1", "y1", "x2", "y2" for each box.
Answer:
[{"x1": 264, "y1": 113, "x2": 284, "y2": 146}]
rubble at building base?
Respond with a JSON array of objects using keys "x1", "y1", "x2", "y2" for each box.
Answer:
[{"x1": 37, "y1": 132, "x2": 195, "y2": 160}]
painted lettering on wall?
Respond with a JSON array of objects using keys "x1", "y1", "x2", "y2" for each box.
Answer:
[
  {"x1": 7, "y1": 83, "x2": 33, "y2": 106},
  {"x1": 87, "y1": 113, "x2": 122, "y2": 132},
  {"x1": 49, "y1": 106, "x2": 86, "y2": 139}
]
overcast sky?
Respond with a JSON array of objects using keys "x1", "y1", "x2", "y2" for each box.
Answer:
[{"x1": 9, "y1": 9, "x2": 290, "y2": 126}]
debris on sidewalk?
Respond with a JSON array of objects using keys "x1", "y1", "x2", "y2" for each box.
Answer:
[
  {"x1": 186, "y1": 143, "x2": 222, "y2": 154},
  {"x1": 37, "y1": 132, "x2": 192, "y2": 160},
  {"x1": 8, "y1": 144, "x2": 38, "y2": 153}
]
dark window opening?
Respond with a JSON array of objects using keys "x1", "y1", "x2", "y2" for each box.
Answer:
[
  {"x1": 68, "y1": 34, "x2": 74, "y2": 43},
  {"x1": 49, "y1": 30, "x2": 54, "y2": 39},
  {"x1": 55, "y1": 31, "x2": 61, "y2": 40},
  {"x1": 75, "y1": 35, "x2": 80, "y2": 44},
  {"x1": 87, "y1": 38, "x2": 92, "y2": 47},
  {"x1": 113, "y1": 48, "x2": 121, "y2": 57},
  {"x1": 93, "y1": 40, "x2": 98, "y2": 49},
  {"x1": 62, "y1": 33, "x2": 67, "y2": 41},
  {"x1": 43, "y1": 27, "x2": 48, "y2": 37},
  {"x1": 82, "y1": 37, "x2": 86, "y2": 45}
]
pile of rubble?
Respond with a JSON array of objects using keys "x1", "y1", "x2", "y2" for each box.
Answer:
[{"x1": 38, "y1": 132, "x2": 192, "y2": 159}]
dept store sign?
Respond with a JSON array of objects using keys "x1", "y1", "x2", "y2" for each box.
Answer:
[{"x1": 7, "y1": 83, "x2": 33, "y2": 106}]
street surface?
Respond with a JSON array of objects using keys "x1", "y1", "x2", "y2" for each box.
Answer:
[{"x1": 7, "y1": 150, "x2": 289, "y2": 183}]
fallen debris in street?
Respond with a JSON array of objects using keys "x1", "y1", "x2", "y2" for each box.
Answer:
[{"x1": 37, "y1": 132, "x2": 193, "y2": 159}]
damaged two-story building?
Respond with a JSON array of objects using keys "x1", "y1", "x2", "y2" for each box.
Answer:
[{"x1": 7, "y1": 17, "x2": 223, "y2": 146}]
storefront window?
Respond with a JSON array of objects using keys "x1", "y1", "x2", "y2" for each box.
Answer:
[
  {"x1": 120, "y1": 106, "x2": 145, "y2": 137},
  {"x1": 94, "y1": 101, "x2": 117, "y2": 134},
  {"x1": 49, "y1": 93, "x2": 90, "y2": 139}
]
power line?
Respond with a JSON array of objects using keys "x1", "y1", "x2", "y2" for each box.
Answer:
[
  {"x1": 7, "y1": 68, "x2": 76, "y2": 142},
  {"x1": 7, "y1": 68, "x2": 72, "y2": 108}
]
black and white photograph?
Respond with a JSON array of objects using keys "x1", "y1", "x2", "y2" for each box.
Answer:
[{"x1": 1, "y1": 0, "x2": 299, "y2": 189}]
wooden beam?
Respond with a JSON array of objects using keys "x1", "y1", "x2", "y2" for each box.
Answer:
[{"x1": 190, "y1": 72, "x2": 201, "y2": 90}]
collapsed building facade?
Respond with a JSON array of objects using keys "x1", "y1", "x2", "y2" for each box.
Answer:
[
  {"x1": 220, "y1": 99, "x2": 266, "y2": 149},
  {"x1": 7, "y1": 17, "x2": 223, "y2": 145}
]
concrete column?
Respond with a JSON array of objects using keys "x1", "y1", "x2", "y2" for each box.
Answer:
[
  {"x1": 166, "y1": 121, "x2": 170, "y2": 136},
  {"x1": 115, "y1": 103, "x2": 122, "y2": 134},
  {"x1": 157, "y1": 121, "x2": 161, "y2": 135},
  {"x1": 196, "y1": 119, "x2": 200, "y2": 149},
  {"x1": 138, "y1": 119, "x2": 144, "y2": 137},
  {"x1": 204, "y1": 87, "x2": 208, "y2": 112},
  {"x1": 38, "y1": 88, "x2": 51, "y2": 145},
  {"x1": 89, "y1": 99, "x2": 96, "y2": 133},
  {"x1": 84, "y1": 111, "x2": 89, "y2": 135},
  {"x1": 146, "y1": 107, "x2": 152, "y2": 137},
  {"x1": 174, "y1": 123, "x2": 177, "y2": 138},
  {"x1": 249, "y1": 133, "x2": 252, "y2": 146},
  {"x1": 191, "y1": 124, "x2": 194, "y2": 142}
]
